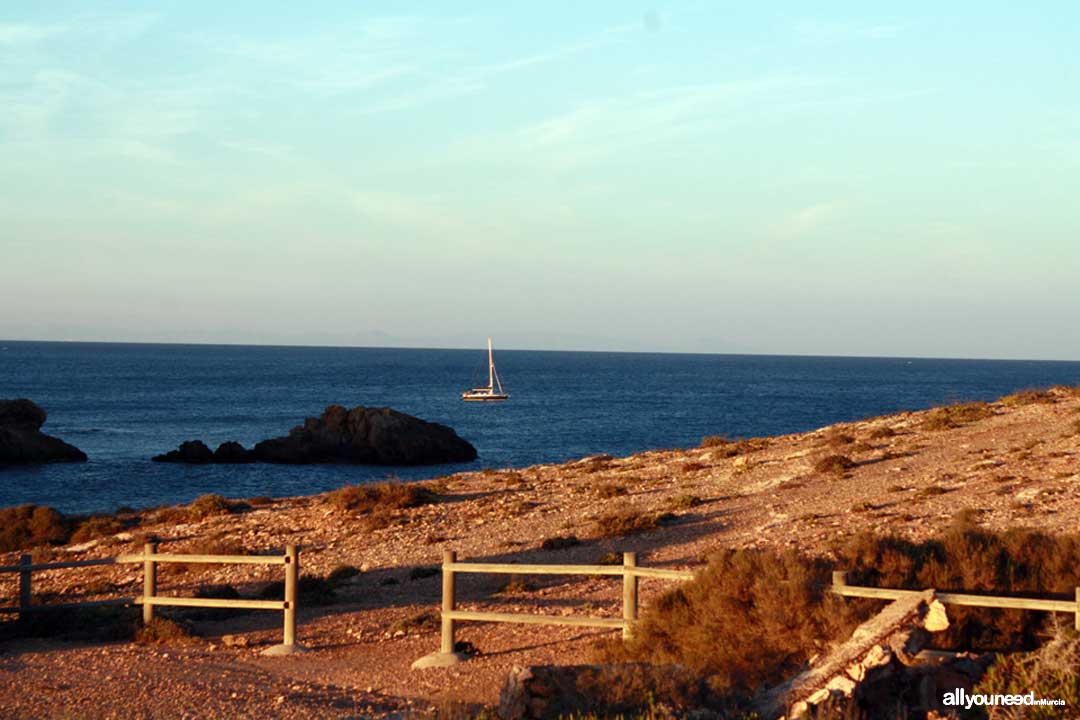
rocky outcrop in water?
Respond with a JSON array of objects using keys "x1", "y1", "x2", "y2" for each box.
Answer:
[
  {"x1": 0, "y1": 399, "x2": 87, "y2": 465},
  {"x1": 152, "y1": 405, "x2": 477, "y2": 466}
]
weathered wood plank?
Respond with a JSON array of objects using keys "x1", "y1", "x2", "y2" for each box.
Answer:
[{"x1": 444, "y1": 609, "x2": 625, "y2": 629}]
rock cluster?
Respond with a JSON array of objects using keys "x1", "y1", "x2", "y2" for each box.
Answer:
[
  {"x1": 153, "y1": 405, "x2": 477, "y2": 466},
  {"x1": 0, "y1": 399, "x2": 87, "y2": 466}
]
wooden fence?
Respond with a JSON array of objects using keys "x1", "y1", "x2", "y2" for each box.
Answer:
[
  {"x1": 830, "y1": 571, "x2": 1080, "y2": 630},
  {"x1": 0, "y1": 543, "x2": 304, "y2": 654},
  {"x1": 414, "y1": 550, "x2": 694, "y2": 667}
]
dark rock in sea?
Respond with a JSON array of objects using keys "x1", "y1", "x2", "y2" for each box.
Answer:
[
  {"x1": 213, "y1": 441, "x2": 254, "y2": 463},
  {"x1": 152, "y1": 440, "x2": 214, "y2": 464},
  {"x1": 0, "y1": 399, "x2": 87, "y2": 466},
  {"x1": 251, "y1": 405, "x2": 478, "y2": 465}
]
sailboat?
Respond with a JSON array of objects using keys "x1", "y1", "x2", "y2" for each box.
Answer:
[{"x1": 461, "y1": 338, "x2": 509, "y2": 402}]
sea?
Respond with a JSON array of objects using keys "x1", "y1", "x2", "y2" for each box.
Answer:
[{"x1": 2, "y1": 341, "x2": 1079, "y2": 515}]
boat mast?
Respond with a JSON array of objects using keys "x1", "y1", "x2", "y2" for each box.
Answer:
[{"x1": 487, "y1": 337, "x2": 494, "y2": 390}]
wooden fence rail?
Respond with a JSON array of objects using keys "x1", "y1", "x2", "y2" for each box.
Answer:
[
  {"x1": 830, "y1": 571, "x2": 1080, "y2": 630},
  {"x1": 0, "y1": 543, "x2": 304, "y2": 655},
  {"x1": 412, "y1": 550, "x2": 695, "y2": 669}
]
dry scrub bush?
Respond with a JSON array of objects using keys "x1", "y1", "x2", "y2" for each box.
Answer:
[
  {"x1": 541, "y1": 535, "x2": 581, "y2": 551},
  {"x1": 69, "y1": 515, "x2": 125, "y2": 544},
  {"x1": 922, "y1": 402, "x2": 995, "y2": 430},
  {"x1": 669, "y1": 494, "x2": 702, "y2": 511},
  {"x1": 186, "y1": 493, "x2": 236, "y2": 520},
  {"x1": 600, "y1": 548, "x2": 863, "y2": 695},
  {"x1": 0, "y1": 504, "x2": 71, "y2": 551},
  {"x1": 327, "y1": 482, "x2": 437, "y2": 514},
  {"x1": 702, "y1": 436, "x2": 770, "y2": 458},
  {"x1": 839, "y1": 524, "x2": 1080, "y2": 650},
  {"x1": 596, "y1": 483, "x2": 626, "y2": 498},
  {"x1": 813, "y1": 455, "x2": 856, "y2": 475},
  {"x1": 1001, "y1": 389, "x2": 1057, "y2": 407},
  {"x1": 135, "y1": 617, "x2": 196, "y2": 645},
  {"x1": 594, "y1": 511, "x2": 676, "y2": 538},
  {"x1": 867, "y1": 426, "x2": 897, "y2": 439},
  {"x1": 976, "y1": 625, "x2": 1080, "y2": 719}
]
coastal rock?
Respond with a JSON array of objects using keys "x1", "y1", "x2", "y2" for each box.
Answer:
[
  {"x1": 152, "y1": 406, "x2": 477, "y2": 466},
  {"x1": 0, "y1": 399, "x2": 87, "y2": 466},
  {"x1": 152, "y1": 440, "x2": 214, "y2": 464},
  {"x1": 213, "y1": 441, "x2": 254, "y2": 463},
  {"x1": 252, "y1": 405, "x2": 477, "y2": 465}
]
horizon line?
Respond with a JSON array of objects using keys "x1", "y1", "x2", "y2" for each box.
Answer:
[{"x1": 3, "y1": 337, "x2": 1080, "y2": 365}]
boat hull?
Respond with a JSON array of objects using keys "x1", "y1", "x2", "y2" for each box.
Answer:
[{"x1": 461, "y1": 393, "x2": 509, "y2": 402}]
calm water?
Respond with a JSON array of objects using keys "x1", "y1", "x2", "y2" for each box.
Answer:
[{"x1": 2, "y1": 341, "x2": 1079, "y2": 514}]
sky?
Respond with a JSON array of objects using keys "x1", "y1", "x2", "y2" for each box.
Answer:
[{"x1": 1, "y1": 2, "x2": 1078, "y2": 359}]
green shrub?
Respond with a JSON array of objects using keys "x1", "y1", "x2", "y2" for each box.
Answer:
[{"x1": 976, "y1": 626, "x2": 1080, "y2": 719}]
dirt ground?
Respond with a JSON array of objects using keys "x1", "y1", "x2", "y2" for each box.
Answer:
[{"x1": 2, "y1": 387, "x2": 1079, "y2": 718}]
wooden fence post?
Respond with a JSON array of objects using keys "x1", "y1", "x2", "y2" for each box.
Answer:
[
  {"x1": 18, "y1": 554, "x2": 32, "y2": 621},
  {"x1": 283, "y1": 544, "x2": 298, "y2": 647},
  {"x1": 1075, "y1": 587, "x2": 1079, "y2": 632},
  {"x1": 832, "y1": 571, "x2": 847, "y2": 589},
  {"x1": 441, "y1": 550, "x2": 457, "y2": 654},
  {"x1": 622, "y1": 552, "x2": 638, "y2": 640},
  {"x1": 142, "y1": 542, "x2": 157, "y2": 624}
]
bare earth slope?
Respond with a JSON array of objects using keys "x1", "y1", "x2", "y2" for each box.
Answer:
[{"x1": 2, "y1": 388, "x2": 1079, "y2": 717}]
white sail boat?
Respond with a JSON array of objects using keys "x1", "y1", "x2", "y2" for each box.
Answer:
[{"x1": 461, "y1": 338, "x2": 509, "y2": 402}]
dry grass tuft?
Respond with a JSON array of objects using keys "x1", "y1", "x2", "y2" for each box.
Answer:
[
  {"x1": 922, "y1": 402, "x2": 996, "y2": 430},
  {"x1": 594, "y1": 510, "x2": 676, "y2": 537},
  {"x1": 1001, "y1": 389, "x2": 1057, "y2": 407},
  {"x1": 813, "y1": 455, "x2": 856, "y2": 475},
  {"x1": 540, "y1": 535, "x2": 581, "y2": 551},
  {"x1": 595, "y1": 483, "x2": 626, "y2": 499},
  {"x1": 327, "y1": 482, "x2": 438, "y2": 514}
]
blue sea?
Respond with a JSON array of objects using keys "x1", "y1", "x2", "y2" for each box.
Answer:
[{"x1": 2, "y1": 341, "x2": 1079, "y2": 515}]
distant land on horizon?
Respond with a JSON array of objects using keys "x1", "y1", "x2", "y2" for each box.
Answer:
[{"x1": 2, "y1": 337, "x2": 1080, "y2": 365}]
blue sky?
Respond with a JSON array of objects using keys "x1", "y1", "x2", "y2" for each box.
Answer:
[{"x1": 2, "y1": 2, "x2": 1078, "y2": 359}]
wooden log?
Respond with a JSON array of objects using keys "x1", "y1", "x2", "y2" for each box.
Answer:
[
  {"x1": 143, "y1": 541, "x2": 157, "y2": 624},
  {"x1": 444, "y1": 562, "x2": 625, "y2": 576},
  {"x1": 833, "y1": 584, "x2": 1075, "y2": 613},
  {"x1": 622, "y1": 552, "x2": 638, "y2": 640},
  {"x1": 441, "y1": 550, "x2": 456, "y2": 654},
  {"x1": 283, "y1": 545, "x2": 298, "y2": 646},
  {"x1": 0, "y1": 558, "x2": 116, "y2": 573},
  {"x1": 443, "y1": 610, "x2": 625, "y2": 629},
  {"x1": 137, "y1": 596, "x2": 287, "y2": 610},
  {"x1": 117, "y1": 553, "x2": 287, "y2": 565},
  {"x1": 626, "y1": 566, "x2": 694, "y2": 581}
]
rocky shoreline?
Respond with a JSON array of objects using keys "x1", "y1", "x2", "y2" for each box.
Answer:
[
  {"x1": 0, "y1": 399, "x2": 86, "y2": 465},
  {"x1": 151, "y1": 404, "x2": 477, "y2": 465},
  {"x1": 2, "y1": 386, "x2": 1080, "y2": 717}
]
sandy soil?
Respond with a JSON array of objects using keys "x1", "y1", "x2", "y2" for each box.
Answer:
[{"x1": 2, "y1": 387, "x2": 1079, "y2": 718}]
